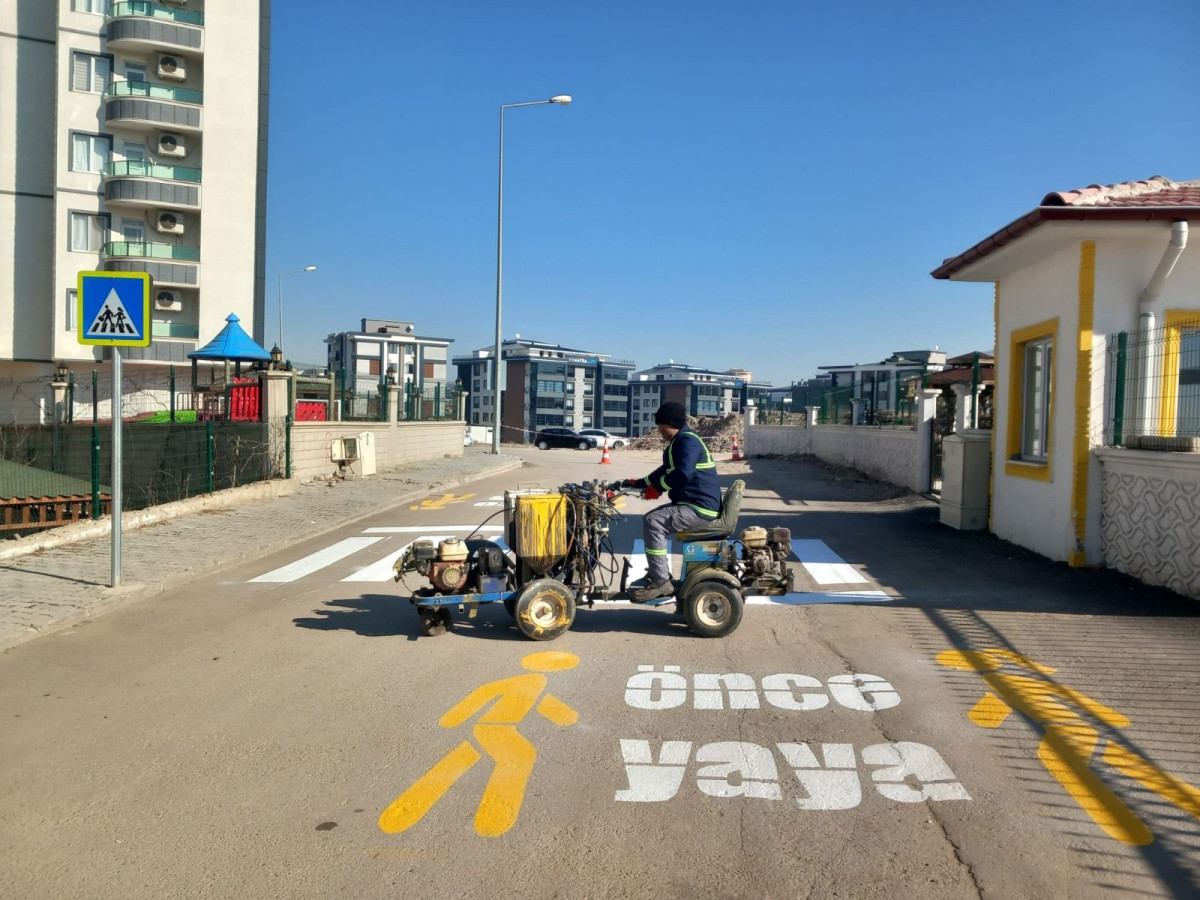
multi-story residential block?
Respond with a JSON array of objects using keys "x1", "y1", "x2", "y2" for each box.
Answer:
[
  {"x1": 628, "y1": 363, "x2": 766, "y2": 437},
  {"x1": 453, "y1": 338, "x2": 635, "y2": 440},
  {"x1": 324, "y1": 319, "x2": 453, "y2": 395},
  {"x1": 818, "y1": 349, "x2": 947, "y2": 414},
  {"x1": 1, "y1": 1, "x2": 269, "y2": 396}
]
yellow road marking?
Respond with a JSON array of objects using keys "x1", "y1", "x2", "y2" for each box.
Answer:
[
  {"x1": 379, "y1": 651, "x2": 580, "y2": 838},
  {"x1": 409, "y1": 492, "x2": 475, "y2": 511},
  {"x1": 937, "y1": 647, "x2": 1200, "y2": 846}
]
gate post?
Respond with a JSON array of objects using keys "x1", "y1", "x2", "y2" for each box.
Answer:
[{"x1": 916, "y1": 388, "x2": 941, "y2": 494}]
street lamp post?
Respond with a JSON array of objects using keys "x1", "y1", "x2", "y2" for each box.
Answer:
[
  {"x1": 278, "y1": 265, "x2": 317, "y2": 356},
  {"x1": 491, "y1": 94, "x2": 572, "y2": 455}
]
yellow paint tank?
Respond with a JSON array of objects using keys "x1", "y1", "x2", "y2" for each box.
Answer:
[{"x1": 512, "y1": 493, "x2": 567, "y2": 574}]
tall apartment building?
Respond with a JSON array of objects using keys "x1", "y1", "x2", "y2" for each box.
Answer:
[
  {"x1": 453, "y1": 338, "x2": 635, "y2": 440},
  {"x1": 629, "y1": 363, "x2": 769, "y2": 437},
  {"x1": 1, "y1": 1, "x2": 269, "y2": 395},
  {"x1": 325, "y1": 319, "x2": 453, "y2": 394}
]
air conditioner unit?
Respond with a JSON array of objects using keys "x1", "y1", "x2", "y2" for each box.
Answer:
[
  {"x1": 154, "y1": 290, "x2": 182, "y2": 312},
  {"x1": 158, "y1": 55, "x2": 186, "y2": 81},
  {"x1": 157, "y1": 134, "x2": 185, "y2": 157},
  {"x1": 156, "y1": 211, "x2": 184, "y2": 235}
]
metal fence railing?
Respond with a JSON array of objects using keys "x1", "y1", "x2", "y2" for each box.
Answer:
[
  {"x1": 1103, "y1": 317, "x2": 1200, "y2": 447},
  {"x1": 0, "y1": 420, "x2": 281, "y2": 536}
]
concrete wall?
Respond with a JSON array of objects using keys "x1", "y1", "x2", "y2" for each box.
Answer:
[
  {"x1": 291, "y1": 420, "x2": 462, "y2": 482},
  {"x1": 1096, "y1": 447, "x2": 1200, "y2": 600},
  {"x1": 748, "y1": 424, "x2": 923, "y2": 493}
]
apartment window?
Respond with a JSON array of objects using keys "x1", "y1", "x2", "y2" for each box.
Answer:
[
  {"x1": 70, "y1": 133, "x2": 111, "y2": 174},
  {"x1": 71, "y1": 52, "x2": 111, "y2": 93},
  {"x1": 123, "y1": 141, "x2": 146, "y2": 162},
  {"x1": 72, "y1": 0, "x2": 104, "y2": 12},
  {"x1": 125, "y1": 63, "x2": 147, "y2": 83},
  {"x1": 122, "y1": 218, "x2": 144, "y2": 243},
  {"x1": 69, "y1": 211, "x2": 109, "y2": 252},
  {"x1": 66, "y1": 289, "x2": 78, "y2": 332}
]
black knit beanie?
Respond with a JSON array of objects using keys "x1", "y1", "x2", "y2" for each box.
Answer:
[{"x1": 654, "y1": 401, "x2": 688, "y2": 429}]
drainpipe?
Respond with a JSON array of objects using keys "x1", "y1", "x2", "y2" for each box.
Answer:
[{"x1": 1134, "y1": 221, "x2": 1188, "y2": 435}]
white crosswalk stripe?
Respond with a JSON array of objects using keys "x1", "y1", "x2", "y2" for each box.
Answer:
[
  {"x1": 250, "y1": 537, "x2": 383, "y2": 583},
  {"x1": 247, "y1": 527, "x2": 887, "y2": 604}
]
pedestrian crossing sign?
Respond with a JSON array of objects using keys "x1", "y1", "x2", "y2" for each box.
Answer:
[{"x1": 77, "y1": 271, "x2": 151, "y2": 347}]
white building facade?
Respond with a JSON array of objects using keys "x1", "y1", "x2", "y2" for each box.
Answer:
[
  {"x1": 325, "y1": 319, "x2": 453, "y2": 395},
  {"x1": 1, "y1": 1, "x2": 269, "y2": 401}
]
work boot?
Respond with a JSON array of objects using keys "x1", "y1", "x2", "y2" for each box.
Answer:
[{"x1": 630, "y1": 579, "x2": 675, "y2": 604}]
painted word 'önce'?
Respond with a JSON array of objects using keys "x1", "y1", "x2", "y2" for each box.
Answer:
[
  {"x1": 615, "y1": 740, "x2": 970, "y2": 806},
  {"x1": 625, "y1": 666, "x2": 899, "y2": 712}
]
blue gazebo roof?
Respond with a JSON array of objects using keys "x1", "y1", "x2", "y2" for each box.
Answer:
[{"x1": 188, "y1": 314, "x2": 272, "y2": 362}]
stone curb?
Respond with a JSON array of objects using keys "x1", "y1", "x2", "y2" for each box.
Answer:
[{"x1": 0, "y1": 457, "x2": 525, "y2": 654}]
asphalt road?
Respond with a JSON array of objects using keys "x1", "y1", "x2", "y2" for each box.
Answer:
[{"x1": 3, "y1": 449, "x2": 1199, "y2": 899}]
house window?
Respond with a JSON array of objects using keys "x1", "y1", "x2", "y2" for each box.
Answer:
[
  {"x1": 125, "y1": 63, "x2": 147, "y2": 83},
  {"x1": 70, "y1": 133, "x2": 111, "y2": 174},
  {"x1": 71, "y1": 52, "x2": 111, "y2": 93},
  {"x1": 69, "y1": 211, "x2": 108, "y2": 252},
  {"x1": 1006, "y1": 318, "x2": 1057, "y2": 479},
  {"x1": 72, "y1": 0, "x2": 104, "y2": 13},
  {"x1": 1020, "y1": 339, "x2": 1052, "y2": 460},
  {"x1": 1158, "y1": 311, "x2": 1200, "y2": 438},
  {"x1": 66, "y1": 289, "x2": 78, "y2": 331}
]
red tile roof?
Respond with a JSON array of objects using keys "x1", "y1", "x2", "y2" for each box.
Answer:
[
  {"x1": 932, "y1": 175, "x2": 1200, "y2": 279},
  {"x1": 1042, "y1": 175, "x2": 1200, "y2": 208},
  {"x1": 945, "y1": 351, "x2": 994, "y2": 366},
  {"x1": 928, "y1": 366, "x2": 994, "y2": 387}
]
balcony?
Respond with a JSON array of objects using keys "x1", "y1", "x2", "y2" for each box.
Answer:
[
  {"x1": 103, "y1": 159, "x2": 201, "y2": 183},
  {"x1": 151, "y1": 321, "x2": 200, "y2": 340},
  {"x1": 105, "y1": 96, "x2": 201, "y2": 133},
  {"x1": 105, "y1": 176, "x2": 200, "y2": 212},
  {"x1": 103, "y1": 259, "x2": 198, "y2": 288},
  {"x1": 107, "y1": 2, "x2": 204, "y2": 53},
  {"x1": 107, "y1": 80, "x2": 202, "y2": 105},
  {"x1": 109, "y1": 1, "x2": 204, "y2": 26},
  {"x1": 103, "y1": 241, "x2": 200, "y2": 262}
]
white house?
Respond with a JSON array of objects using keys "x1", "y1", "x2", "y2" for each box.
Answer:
[{"x1": 933, "y1": 176, "x2": 1200, "y2": 595}]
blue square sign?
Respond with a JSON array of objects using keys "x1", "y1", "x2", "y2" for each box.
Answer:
[{"x1": 77, "y1": 271, "x2": 151, "y2": 347}]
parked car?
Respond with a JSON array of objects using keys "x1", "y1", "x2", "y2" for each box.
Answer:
[
  {"x1": 532, "y1": 428, "x2": 598, "y2": 450},
  {"x1": 579, "y1": 428, "x2": 629, "y2": 448}
]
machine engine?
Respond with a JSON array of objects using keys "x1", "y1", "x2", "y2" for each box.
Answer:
[
  {"x1": 738, "y1": 526, "x2": 794, "y2": 595},
  {"x1": 396, "y1": 537, "x2": 512, "y2": 596}
]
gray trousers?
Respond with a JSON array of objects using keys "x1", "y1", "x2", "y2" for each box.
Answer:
[{"x1": 643, "y1": 503, "x2": 709, "y2": 583}]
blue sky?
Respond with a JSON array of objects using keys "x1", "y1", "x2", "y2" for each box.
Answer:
[{"x1": 265, "y1": 0, "x2": 1200, "y2": 386}]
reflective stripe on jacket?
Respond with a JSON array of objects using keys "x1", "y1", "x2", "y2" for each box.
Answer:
[{"x1": 643, "y1": 427, "x2": 720, "y2": 517}]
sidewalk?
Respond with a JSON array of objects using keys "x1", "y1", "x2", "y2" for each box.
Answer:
[{"x1": 0, "y1": 448, "x2": 525, "y2": 653}]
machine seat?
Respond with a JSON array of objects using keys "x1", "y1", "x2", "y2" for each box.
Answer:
[{"x1": 676, "y1": 479, "x2": 744, "y2": 542}]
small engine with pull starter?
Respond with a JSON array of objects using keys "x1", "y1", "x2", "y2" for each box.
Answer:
[{"x1": 736, "y1": 525, "x2": 795, "y2": 595}]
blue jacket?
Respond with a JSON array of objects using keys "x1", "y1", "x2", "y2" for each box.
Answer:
[{"x1": 642, "y1": 427, "x2": 720, "y2": 518}]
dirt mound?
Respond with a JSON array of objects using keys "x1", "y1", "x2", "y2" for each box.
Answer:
[{"x1": 629, "y1": 413, "x2": 747, "y2": 453}]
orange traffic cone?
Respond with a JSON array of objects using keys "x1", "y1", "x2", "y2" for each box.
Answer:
[
  {"x1": 599, "y1": 442, "x2": 612, "y2": 465},
  {"x1": 731, "y1": 434, "x2": 743, "y2": 461}
]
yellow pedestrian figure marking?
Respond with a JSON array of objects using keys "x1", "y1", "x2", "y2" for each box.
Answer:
[
  {"x1": 937, "y1": 648, "x2": 1200, "y2": 846},
  {"x1": 409, "y1": 492, "x2": 474, "y2": 511},
  {"x1": 379, "y1": 651, "x2": 580, "y2": 838}
]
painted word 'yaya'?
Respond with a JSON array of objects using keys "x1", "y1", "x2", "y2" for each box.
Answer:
[
  {"x1": 625, "y1": 666, "x2": 900, "y2": 712},
  {"x1": 615, "y1": 740, "x2": 970, "y2": 806}
]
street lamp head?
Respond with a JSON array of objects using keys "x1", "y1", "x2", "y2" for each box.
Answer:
[
  {"x1": 303, "y1": 265, "x2": 317, "y2": 272},
  {"x1": 549, "y1": 95, "x2": 572, "y2": 105}
]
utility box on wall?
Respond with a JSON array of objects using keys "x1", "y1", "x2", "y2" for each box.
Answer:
[{"x1": 941, "y1": 431, "x2": 991, "y2": 530}]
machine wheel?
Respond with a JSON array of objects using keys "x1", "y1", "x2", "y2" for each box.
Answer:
[
  {"x1": 418, "y1": 607, "x2": 452, "y2": 637},
  {"x1": 681, "y1": 581, "x2": 743, "y2": 638},
  {"x1": 514, "y1": 579, "x2": 575, "y2": 641},
  {"x1": 537, "y1": 440, "x2": 550, "y2": 450}
]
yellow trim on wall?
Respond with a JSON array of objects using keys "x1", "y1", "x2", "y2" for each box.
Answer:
[
  {"x1": 1004, "y1": 317, "x2": 1059, "y2": 482},
  {"x1": 1068, "y1": 241, "x2": 1095, "y2": 567},
  {"x1": 990, "y1": 282, "x2": 998, "y2": 531},
  {"x1": 1157, "y1": 310, "x2": 1199, "y2": 437}
]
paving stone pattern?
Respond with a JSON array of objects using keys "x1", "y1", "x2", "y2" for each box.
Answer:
[{"x1": 0, "y1": 451, "x2": 524, "y2": 652}]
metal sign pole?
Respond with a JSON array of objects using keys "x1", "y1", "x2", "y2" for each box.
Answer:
[{"x1": 111, "y1": 348, "x2": 122, "y2": 588}]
